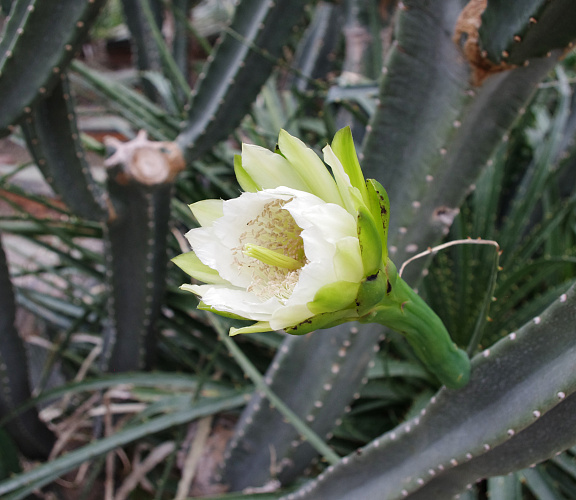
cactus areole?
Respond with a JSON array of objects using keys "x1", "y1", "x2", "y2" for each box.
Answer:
[{"x1": 173, "y1": 128, "x2": 470, "y2": 388}]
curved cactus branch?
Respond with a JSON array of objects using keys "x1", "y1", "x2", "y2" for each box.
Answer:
[
  {"x1": 283, "y1": 283, "x2": 576, "y2": 500},
  {"x1": 220, "y1": 323, "x2": 383, "y2": 489},
  {"x1": 0, "y1": 0, "x2": 106, "y2": 133},
  {"x1": 404, "y1": 393, "x2": 576, "y2": 499},
  {"x1": 176, "y1": 0, "x2": 308, "y2": 162},
  {"x1": 0, "y1": 237, "x2": 56, "y2": 460},
  {"x1": 479, "y1": 0, "x2": 576, "y2": 66},
  {"x1": 20, "y1": 73, "x2": 110, "y2": 222},
  {"x1": 394, "y1": 54, "x2": 558, "y2": 285}
]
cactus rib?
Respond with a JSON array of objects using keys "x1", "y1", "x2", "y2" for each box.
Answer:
[
  {"x1": 21, "y1": 74, "x2": 109, "y2": 222},
  {"x1": 176, "y1": 0, "x2": 308, "y2": 162},
  {"x1": 100, "y1": 133, "x2": 185, "y2": 372},
  {"x1": 405, "y1": 392, "x2": 576, "y2": 499},
  {"x1": 120, "y1": 0, "x2": 164, "y2": 102},
  {"x1": 102, "y1": 183, "x2": 172, "y2": 372},
  {"x1": 288, "y1": 1, "x2": 342, "y2": 93},
  {"x1": 221, "y1": 323, "x2": 383, "y2": 489},
  {"x1": 479, "y1": 0, "x2": 576, "y2": 66},
  {"x1": 0, "y1": 237, "x2": 55, "y2": 460},
  {"x1": 395, "y1": 54, "x2": 559, "y2": 285},
  {"x1": 0, "y1": 0, "x2": 106, "y2": 132},
  {"x1": 361, "y1": 0, "x2": 470, "y2": 239}
]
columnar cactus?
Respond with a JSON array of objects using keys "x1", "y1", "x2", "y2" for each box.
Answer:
[
  {"x1": 21, "y1": 75, "x2": 109, "y2": 222},
  {"x1": 101, "y1": 132, "x2": 185, "y2": 372},
  {"x1": 0, "y1": 0, "x2": 106, "y2": 134},
  {"x1": 176, "y1": 0, "x2": 309, "y2": 162},
  {"x1": 0, "y1": 238, "x2": 55, "y2": 459},
  {"x1": 1, "y1": 0, "x2": 576, "y2": 497}
]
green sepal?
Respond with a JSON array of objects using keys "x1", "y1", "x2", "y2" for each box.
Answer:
[
  {"x1": 230, "y1": 321, "x2": 272, "y2": 336},
  {"x1": 356, "y1": 270, "x2": 389, "y2": 316},
  {"x1": 331, "y1": 126, "x2": 369, "y2": 203},
  {"x1": 323, "y1": 144, "x2": 357, "y2": 215},
  {"x1": 188, "y1": 199, "x2": 224, "y2": 227},
  {"x1": 172, "y1": 252, "x2": 228, "y2": 284},
  {"x1": 234, "y1": 154, "x2": 259, "y2": 192},
  {"x1": 307, "y1": 280, "x2": 360, "y2": 315},
  {"x1": 278, "y1": 129, "x2": 343, "y2": 205},
  {"x1": 366, "y1": 179, "x2": 390, "y2": 262},
  {"x1": 197, "y1": 301, "x2": 251, "y2": 321},
  {"x1": 357, "y1": 205, "x2": 383, "y2": 276},
  {"x1": 284, "y1": 308, "x2": 358, "y2": 336}
]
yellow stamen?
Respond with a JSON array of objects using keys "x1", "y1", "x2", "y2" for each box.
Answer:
[{"x1": 244, "y1": 244, "x2": 303, "y2": 270}]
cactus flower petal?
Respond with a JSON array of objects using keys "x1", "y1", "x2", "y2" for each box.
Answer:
[
  {"x1": 277, "y1": 129, "x2": 343, "y2": 205},
  {"x1": 366, "y1": 179, "x2": 390, "y2": 261},
  {"x1": 188, "y1": 199, "x2": 224, "y2": 227},
  {"x1": 172, "y1": 252, "x2": 229, "y2": 285},
  {"x1": 234, "y1": 154, "x2": 259, "y2": 193},
  {"x1": 330, "y1": 126, "x2": 369, "y2": 204},
  {"x1": 180, "y1": 184, "x2": 365, "y2": 331},
  {"x1": 356, "y1": 205, "x2": 384, "y2": 277},
  {"x1": 322, "y1": 144, "x2": 358, "y2": 215},
  {"x1": 230, "y1": 321, "x2": 273, "y2": 336},
  {"x1": 240, "y1": 143, "x2": 310, "y2": 192}
]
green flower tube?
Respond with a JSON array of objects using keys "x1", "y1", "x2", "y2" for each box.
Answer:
[{"x1": 173, "y1": 127, "x2": 470, "y2": 389}]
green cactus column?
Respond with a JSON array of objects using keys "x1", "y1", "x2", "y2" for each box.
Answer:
[
  {"x1": 0, "y1": 0, "x2": 106, "y2": 134},
  {"x1": 101, "y1": 132, "x2": 185, "y2": 372},
  {"x1": 0, "y1": 237, "x2": 55, "y2": 459},
  {"x1": 283, "y1": 283, "x2": 576, "y2": 500},
  {"x1": 220, "y1": 323, "x2": 383, "y2": 488},
  {"x1": 21, "y1": 74, "x2": 109, "y2": 222},
  {"x1": 176, "y1": 0, "x2": 309, "y2": 162},
  {"x1": 120, "y1": 0, "x2": 165, "y2": 103}
]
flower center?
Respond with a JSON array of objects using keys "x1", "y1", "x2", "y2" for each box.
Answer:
[
  {"x1": 243, "y1": 244, "x2": 303, "y2": 270},
  {"x1": 234, "y1": 198, "x2": 306, "y2": 302}
]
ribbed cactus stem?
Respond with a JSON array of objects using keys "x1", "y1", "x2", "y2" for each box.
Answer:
[
  {"x1": 282, "y1": 284, "x2": 576, "y2": 500},
  {"x1": 0, "y1": 0, "x2": 106, "y2": 133},
  {"x1": 100, "y1": 132, "x2": 185, "y2": 372},
  {"x1": 176, "y1": 0, "x2": 308, "y2": 162},
  {"x1": 21, "y1": 73, "x2": 109, "y2": 221},
  {"x1": 0, "y1": 237, "x2": 55, "y2": 459},
  {"x1": 220, "y1": 323, "x2": 383, "y2": 489}
]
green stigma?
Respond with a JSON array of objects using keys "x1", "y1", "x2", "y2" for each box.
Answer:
[{"x1": 244, "y1": 244, "x2": 303, "y2": 270}]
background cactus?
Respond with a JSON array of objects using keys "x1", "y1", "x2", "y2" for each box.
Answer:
[
  {"x1": 0, "y1": 0, "x2": 107, "y2": 134},
  {"x1": 0, "y1": 0, "x2": 576, "y2": 498}
]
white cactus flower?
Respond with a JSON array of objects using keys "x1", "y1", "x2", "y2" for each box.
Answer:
[
  {"x1": 173, "y1": 127, "x2": 471, "y2": 388},
  {"x1": 173, "y1": 128, "x2": 387, "y2": 335}
]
